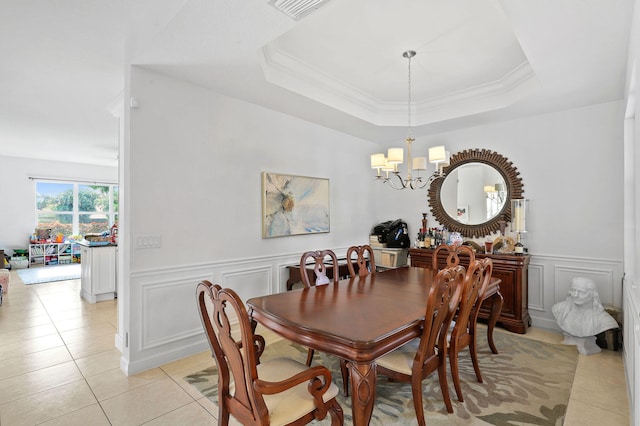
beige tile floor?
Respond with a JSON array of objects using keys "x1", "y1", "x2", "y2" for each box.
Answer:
[{"x1": 0, "y1": 268, "x2": 630, "y2": 425}]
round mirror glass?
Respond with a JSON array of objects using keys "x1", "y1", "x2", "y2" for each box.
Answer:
[{"x1": 440, "y1": 163, "x2": 507, "y2": 225}]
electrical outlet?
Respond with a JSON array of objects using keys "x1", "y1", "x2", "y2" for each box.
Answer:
[{"x1": 136, "y1": 235, "x2": 161, "y2": 249}]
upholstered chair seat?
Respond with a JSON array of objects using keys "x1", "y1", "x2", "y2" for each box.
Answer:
[
  {"x1": 196, "y1": 281, "x2": 343, "y2": 426},
  {"x1": 376, "y1": 339, "x2": 424, "y2": 374},
  {"x1": 257, "y1": 358, "x2": 341, "y2": 426}
]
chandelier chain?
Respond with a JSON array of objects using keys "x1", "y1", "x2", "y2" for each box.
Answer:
[
  {"x1": 407, "y1": 53, "x2": 412, "y2": 137},
  {"x1": 369, "y1": 49, "x2": 446, "y2": 190}
]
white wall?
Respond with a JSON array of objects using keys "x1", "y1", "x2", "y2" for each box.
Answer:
[
  {"x1": 2, "y1": 70, "x2": 627, "y2": 380},
  {"x1": 375, "y1": 101, "x2": 625, "y2": 332},
  {"x1": 623, "y1": 1, "x2": 639, "y2": 424},
  {"x1": 0, "y1": 155, "x2": 117, "y2": 252},
  {"x1": 377, "y1": 102, "x2": 624, "y2": 256},
  {"x1": 120, "y1": 66, "x2": 380, "y2": 373},
  {"x1": 119, "y1": 63, "x2": 626, "y2": 374}
]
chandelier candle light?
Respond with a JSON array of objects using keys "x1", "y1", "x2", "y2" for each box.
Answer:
[{"x1": 371, "y1": 50, "x2": 449, "y2": 190}]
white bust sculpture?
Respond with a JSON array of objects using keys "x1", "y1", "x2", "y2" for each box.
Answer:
[{"x1": 552, "y1": 277, "x2": 618, "y2": 355}]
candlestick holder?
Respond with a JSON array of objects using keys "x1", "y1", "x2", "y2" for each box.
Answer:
[
  {"x1": 511, "y1": 199, "x2": 528, "y2": 255},
  {"x1": 496, "y1": 216, "x2": 511, "y2": 254}
]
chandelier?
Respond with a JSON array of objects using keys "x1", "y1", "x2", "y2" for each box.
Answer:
[{"x1": 370, "y1": 50, "x2": 449, "y2": 190}]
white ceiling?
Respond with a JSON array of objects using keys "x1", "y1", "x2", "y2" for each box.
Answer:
[{"x1": 0, "y1": 0, "x2": 634, "y2": 167}]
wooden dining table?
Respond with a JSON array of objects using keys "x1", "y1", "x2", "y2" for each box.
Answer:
[{"x1": 247, "y1": 266, "x2": 502, "y2": 426}]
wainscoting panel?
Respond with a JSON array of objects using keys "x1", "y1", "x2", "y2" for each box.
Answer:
[
  {"x1": 125, "y1": 251, "x2": 321, "y2": 374},
  {"x1": 221, "y1": 266, "x2": 273, "y2": 304},
  {"x1": 138, "y1": 266, "x2": 214, "y2": 351},
  {"x1": 527, "y1": 262, "x2": 544, "y2": 312},
  {"x1": 126, "y1": 250, "x2": 624, "y2": 374},
  {"x1": 528, "y1": 254, "x2": 623, "y2": 332},
  {"x1": 553, "y1": 265, "x2": 615, "y2": 305}
]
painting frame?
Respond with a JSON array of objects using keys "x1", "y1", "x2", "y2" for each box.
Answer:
[
  {"x1": 262, "y1": 172, "x2": 330, "y2": 238},
  {"x1": 457, "y1": 205, "x2": 469, "y2": 224}
]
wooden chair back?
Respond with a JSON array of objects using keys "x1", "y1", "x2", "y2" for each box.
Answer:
[
  {"x1": 375, "y1": 265, "x2": 465, "y2": 424},
  {"x1": 453, "y1": 258, "x2": 493, "y2": 338},
  {"x1": 299, "y1": 249, "x2": 340, "y2": 367},
  {"x1": 346, "y1": 245, "x2": 376, "y2": 277},
  {"x1": 196, "y1": 281, "x2": 266, "y2": 425},
  {"x1": 416, "y1": 265, "x2": 465, "y2": 372},
  {"x1": 448, "y1": 257, "x2": 493, "y2": 402},
  {"x1": 471, "y1": 257, "x2": 493, "y2": 317},
  {"x1": 432, "y1": 244, "x2": 475, "y2": 272},
  {"x1": 299, "y1": 249, "x2": 339, "y2": 287},
  {"x1": 196, "y1": 280, "x2": 344, "y2": 425}
]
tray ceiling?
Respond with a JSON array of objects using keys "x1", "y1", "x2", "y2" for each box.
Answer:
[{"x1": 0, "y1": 0, "x2": 634, "y2": 166}]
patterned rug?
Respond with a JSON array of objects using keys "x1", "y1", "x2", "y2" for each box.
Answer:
[{"x1": 185, "y1": 328, "x2": 577, "y2": 425}]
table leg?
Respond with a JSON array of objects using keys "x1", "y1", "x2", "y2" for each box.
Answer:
[
  {"x1": 487, "y1": 291, "x2": 504, "y2": 354},
  {"x1": 347, "y1": 361, "x2": 377, "y2": 426}
]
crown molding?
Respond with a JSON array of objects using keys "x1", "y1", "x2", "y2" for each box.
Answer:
[{"x1": 261, "y1": 41, "x2": 536, "y2": 126}]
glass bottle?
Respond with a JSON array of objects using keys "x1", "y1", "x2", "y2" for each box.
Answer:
[
  {"x1": 423, "y1": 231, "x2": 430, "y2": 248},
  {"x1": 514, "y1": 233, "x2": 524, "y2": 255}
]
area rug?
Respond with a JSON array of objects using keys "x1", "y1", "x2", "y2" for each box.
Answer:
[
  {"x1": 17, "y1": 264, "x2": 81, "y2": 285},
  {"x1": 185, "y1": 328, "x2": 577, "y2": 425}
]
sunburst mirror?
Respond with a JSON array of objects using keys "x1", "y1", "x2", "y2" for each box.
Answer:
[{"x1": 428, "y1": 149, "x2": 524, "y2": 238}]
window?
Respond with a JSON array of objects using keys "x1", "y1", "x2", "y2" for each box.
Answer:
[{"x1": 36, "y1": 181, "x2": 118, "y2": 238}]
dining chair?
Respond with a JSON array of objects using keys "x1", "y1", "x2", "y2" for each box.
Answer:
[
  {"x1": 300, "y1": 249, "x2": 340, "y2": 287},
  {"x1": 298, "y1": 249, "x2": 350, "y2": 395},
  {"x1": 196, "y1": 280, "x2": 344, "y2": 426},
  {"x1": 332, "y1": 245, "x2": 377, "y2": 396},
  {"x1": 448, "y1": 257, "x2": 493, "y2": 403},
  {"x1": 375, "y1": 265, "x2": 465, "y2": 426},
  {"x1": 346, "y1": 244, "x2": 376, "y2": 277},
  {"x1": 299, "y1": 249, "x2": 340, "y2": 366},
  {"x1": 432, "y1": 243, "x2": 475, "y2": 272}
]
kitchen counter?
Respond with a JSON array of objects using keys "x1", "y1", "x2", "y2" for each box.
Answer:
[{"x1": 76, "y1": 240, "x2": 117, "y2": 248}]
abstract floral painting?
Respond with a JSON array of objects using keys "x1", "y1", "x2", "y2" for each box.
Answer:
[{"x1": 262, "y1": 172, "x2": 330, "y2": 238}]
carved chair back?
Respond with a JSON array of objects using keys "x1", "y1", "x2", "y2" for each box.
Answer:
[
  {"x1": 452, "y1": 258, "x2": 492, "y2": 339},
  {"x1": 299, "y1": 250, "x2": 339, "y2": 287},
  {"x1": 346, "y1": 245, "x2": 376, "y2": 277},
  {"x1": 196, "y1": 280, "x2": 344, "y2": 425},
  {"x1": 448, "y1": 257, "x2": 493, "y2": 402},
  {"x1": 196, "y1": 281, "x2": 266, "y2": 424},
  {"x1": 416, "y1": 265, "x2": 466, "y2": 373},
  {"x1": 375, "y1": 265, "x2": 465, "y2": 423},
  {"x1": 432, "y1": 244, "x2": 475, "y2": 272}
]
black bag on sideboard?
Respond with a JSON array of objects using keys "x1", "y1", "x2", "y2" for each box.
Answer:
[{"x1": 372, "y1": 219, "x2": 410, "y2": 248}]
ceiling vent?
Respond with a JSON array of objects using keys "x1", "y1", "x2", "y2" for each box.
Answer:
[{"x1": 269, "y1": 0, "x2": 331, "y2": 20}]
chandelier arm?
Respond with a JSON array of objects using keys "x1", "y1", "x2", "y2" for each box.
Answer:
[
  {"x1": 385, "y1": 181, "x2": 406, "y2": 190},
  {"x1": 417, "y1": 177, "x2": 432, "y2": 189},
  {"x1": 394, "y1": 173, "x2": 408, "y2": 189},
  {"x1": 379, "y1": 173, "x2": 407, "y2": 190}
]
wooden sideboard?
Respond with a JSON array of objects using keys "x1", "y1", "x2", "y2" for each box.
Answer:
[{"x1": 409, "y1": 248, "x2": 531, "y2": 334}]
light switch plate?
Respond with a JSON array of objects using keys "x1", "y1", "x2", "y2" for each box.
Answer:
[{"x1": 136, "y1": 235, "x2": 161, "y2": 249}]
